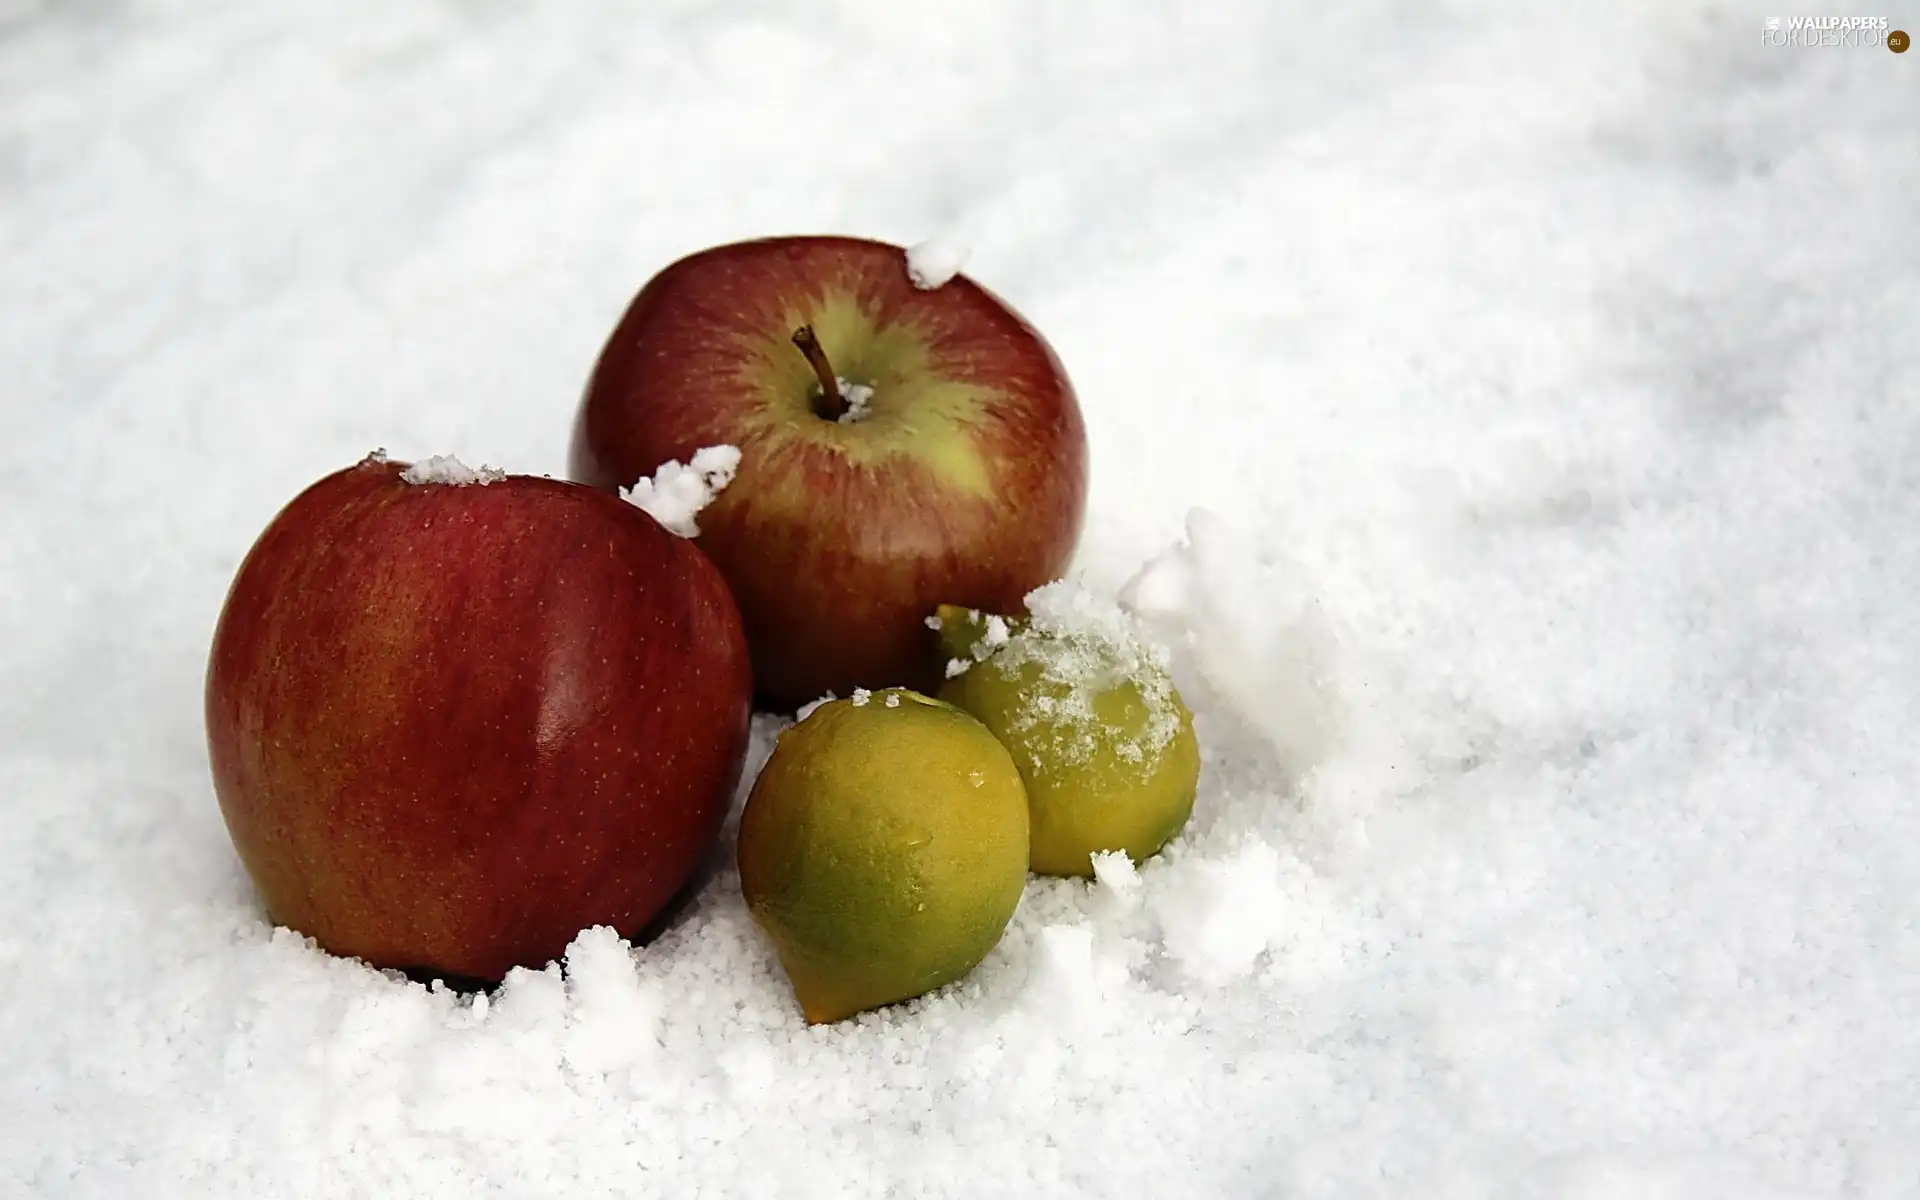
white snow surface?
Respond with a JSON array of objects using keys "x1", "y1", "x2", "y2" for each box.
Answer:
[
  {"x1": 905, "y1": 236, "x2": 970, "y2": 289},
  {"x1": 620, "y1": 444, "x2": 740, "y2": 537},
  {"x1": 4, "y1": 5, "x2": 1918, "y2": 1198},
  {"x1": 1123, "y1": 507, "x2": 1359, "y2": 785}
]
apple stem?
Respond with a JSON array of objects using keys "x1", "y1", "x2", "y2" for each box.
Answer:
[{"x1": 791, "y1": 326, "x2": 847, "y2": 421}]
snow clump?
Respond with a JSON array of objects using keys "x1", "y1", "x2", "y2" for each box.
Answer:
[
  {"x1": 399, "y1": 454, "x2": 506, "y2": 487},
  {"x1": 622, "y1": 445, "x2": 742, "y2": 537},
  {"x1": 905, "y1": 237, "x2": 969, "y2": 289},
  {"x1": 835, "y1": 379, "x2": 874, "y2": 423}
]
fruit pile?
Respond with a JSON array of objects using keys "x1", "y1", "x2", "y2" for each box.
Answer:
[{"x1": 205, "y1": 235, "x2": 1200, "y2": 1020}]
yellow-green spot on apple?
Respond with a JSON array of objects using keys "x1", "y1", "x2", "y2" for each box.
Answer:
[
  {"x1": 935, "y1": 585, "x2": 1200, "y2": 877},
  {"x1": 730, "y1": 297, "x2": 1001, "y2": 499}
]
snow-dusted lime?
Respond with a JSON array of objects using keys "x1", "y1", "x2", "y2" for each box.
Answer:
[
  {"x1": 735, "y1": 688, "x2": 1029, "y2": 1024},
  {"x1": 934, "y1": 585, "x2": 1199, "y2": 877}
]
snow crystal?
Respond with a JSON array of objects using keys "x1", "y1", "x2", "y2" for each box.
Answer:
[
  {"x1": 835, "y1": 378, "x2": 874, "y2": 424},
  {"x1": 794, "y1": 693, "x2": 836, "y2": 721},
  {"x1": 905, "y1": 237, "x2": 969, "y2": 289},
  {"x1": 559, "y1": 927, "x2": 660, "y2": 1076},
  {"x1": 1089, "y1": 849, "x2": 1140, "y2": 899},
  {"x1": 1088, "y1": 850, "x2": 1144, "y2": 927},
  {"x1": 1021, "y1": 922, "x2": 1130, "y2": 1035},
  {"x1": 399, "y1": 454, "x2": 506, "y2": 487},
  {"x1": 1121, "y1": 507, "x2": 1392, "y2": 786},
  {"x1": 956, "y1": 580, "x2": 1184, "y2": 774},
  {"x1": 884, "y1": 692, "x2": 901, "y2": 708},
  {"x1": 850, "y1": 687, "x2": 872, "y2": 706},
  {"x1": 939, "y1": 608, "x2": 1008, "y2": 673},
  {"x1": 620, "y1": 444, "x2": 741, "y2": 538},
  {"x1": 1149, "y1": 839, "x2": 1291, "y2": 987},
  {"x1": 923, "y1": 614, "x2": 944, "y2": 631}
]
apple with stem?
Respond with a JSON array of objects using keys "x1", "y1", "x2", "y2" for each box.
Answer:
[
  {"x1": 204, "y1": 452, "x2": 753, "y2": 983},
  {"x1": 570, "y1": 235, "x2": 1088, "y2": 712}
]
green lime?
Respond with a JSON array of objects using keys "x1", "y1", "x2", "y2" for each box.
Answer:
[
  {"x1": 934, "y1": 597, "x2": 1199, "y2": 877},
  {"x1": 736, "y1": 688, "x2": 1029, "y2": 1024}
]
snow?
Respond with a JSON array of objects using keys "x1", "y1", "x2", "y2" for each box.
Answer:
[
  {"x1": 794, "y1": 693, "x2": 836, "y2": 722},
  {"x1": 835, "y1": 378, "x2": 875, "y2": 423},
  {"x1": 620, "y1": 444, "x2": 741, "y2": 537},
  {"x1": 1148, "y1": 838, "x2": 1294, "y2": 987},
  {"x1": 905, "y1": 237, "x2": 970, "y2": 289},
  {"x1": 398, "y1": 454, "x2": 506, "y2": 487},
  {"x1": 1123, "y1": 507, "x2": 1353, "y2": 782},
  {"x1": 4, "y1": 4, "x2": 1918, "y2": 1198},
  {"x1": 951, "y1": 580, "x2": 1186, "y2": 771}
]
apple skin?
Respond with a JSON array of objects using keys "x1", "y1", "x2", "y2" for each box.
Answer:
[
  {"x1": 204, "y1": 454, "x2": 753, "y2": 983},
  {"x1": 570, "y1": 235, "x2": 1087, "y2": 712}
]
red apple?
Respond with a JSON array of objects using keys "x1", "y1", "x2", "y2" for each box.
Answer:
[
  {"x1": 204, "y1": 452, "x2": 752, "y2": 983},
  {"x1": 570, "y1": 235, "x2": 1087, "y2": 712}
]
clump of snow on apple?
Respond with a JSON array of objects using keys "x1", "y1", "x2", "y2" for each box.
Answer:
[
  {"x1": 622, "y1": 445, "x2": 741, "y2": 538},
  {"x1": 905, "y1": 237, "x2": 969, "y2": 289},
  {"x1": 835, "y1": 379, "x2": 874, "y2": 424},
  {"x1": 399, "y1": 454, "x2": 506, "y2": 487},
  {"x1": 851, "y1": 688, "x2": 872, "y2": 707},
  {"x1": 884, "y1": 693, "x2": 901, "y2": 708},
  {"x1": 953, "y1": 581, "x2": 1184, "y2": 775}
]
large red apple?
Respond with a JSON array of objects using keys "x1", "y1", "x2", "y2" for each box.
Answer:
[
  {"x1": 570, "y1": 235, "x2": 1087, "y2": 712},
  {"x1": 204, "y1": 452, "x2": 752, "y2": 983}
]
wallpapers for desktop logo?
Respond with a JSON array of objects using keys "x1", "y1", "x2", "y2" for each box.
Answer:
[{"x1": 1761, "y1": 16, "x2": 1906, "y2": 49}]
